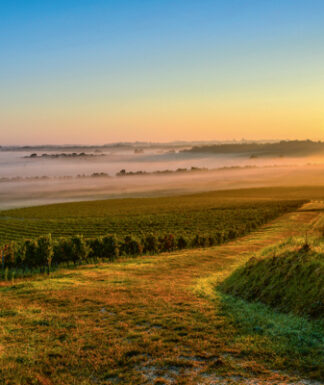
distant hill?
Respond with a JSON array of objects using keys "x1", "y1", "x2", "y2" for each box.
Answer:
[
  {"x1": 182, "y1": 140, "x2": 324, "y2": 157},
  {"x1": 0, "y1": 139, "x2": 277, "y2": 152}
]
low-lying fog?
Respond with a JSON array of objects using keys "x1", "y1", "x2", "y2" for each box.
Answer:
[{"x1": 1, "y1": 147, "x2": 324, "y2": 210}]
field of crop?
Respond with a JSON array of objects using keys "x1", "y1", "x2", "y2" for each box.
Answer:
[
  {"x1": 0, "y1": 198, "x2": 323, "y2": 384},
  {"x1": 0, "y1": 187, "x2": 313, "y2": 246}
]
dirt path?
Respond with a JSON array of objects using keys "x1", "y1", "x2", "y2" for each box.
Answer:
[{"x1": 0, "y1": 202, "x2": 323, "y2": 385}]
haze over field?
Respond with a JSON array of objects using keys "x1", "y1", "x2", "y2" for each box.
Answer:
[
  {"x1": 1, "y1": 141, "x2": 324, "y2": 209},
  {"x1": 3, "y1": 141, "x2": 324, "y2": 178}
]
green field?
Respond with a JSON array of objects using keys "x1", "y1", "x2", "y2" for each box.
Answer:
[{"x1": 1, "y1": 186, "x2": 318, "y2": 246}]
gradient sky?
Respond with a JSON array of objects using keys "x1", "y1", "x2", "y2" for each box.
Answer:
[{"x1": 1, "y1": 0, "x2": 323, "y2": 145}]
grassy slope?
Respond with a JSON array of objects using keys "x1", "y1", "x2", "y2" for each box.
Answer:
[
  {"x1": 221, "y1": 237, "x2": 324, "y2": 318},
  {"x1": 0, "y1": 202, "x2": 323, "y2": 384}
]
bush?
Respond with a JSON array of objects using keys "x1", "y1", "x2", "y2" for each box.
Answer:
[
  {"x1": 191, "y1": 235, "x2": 208, "y2": 248},
  {"x1": 2, "y1": 242, "x2": 17, "y2": 269},
  {"x1": 228, "y1": 229, "x2": 237, "y2": 240},
  {"x1": 143, "y1": 234, "x2": 158, "y2": 254},
  {"x1": 37, "y1": 234, "x2": 54, "y2": 272},
  {"x1": 121, "y1": 236, "x2": 143, "y2": 256},
  {"x1": 159, "y1": 234, "x2": 176, "y2": 252},
  {"x1": 70, "y1": 235, "x2": 89, "y2": 264},
  {"x1": 14, "y1": 242, "x2": 26, "y2": 268},
  {"x1": 208, "y1": 236, "x2": 215, "y2": 246},
  {"x1": 53, "y1": 238, "x2": 73, "y2": 265},
  {"x1": 214, "y1": 231, "x2": 224, "y2": 245},
  {"x1": 177, "y1": 235, "x2": 188, "y2": 250},
  {"x1": 101, "y1": 235, "x2": 119, "y2": 260},
  {"x1": 24, "y1": 239, "x2": 38, "y2": 268},
  {"x1": 87, "y1": 238, "x2": 102, "y2": 260}
]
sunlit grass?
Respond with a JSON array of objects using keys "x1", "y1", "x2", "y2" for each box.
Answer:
[{"x1": 0, "y1": 202, "x2": 322, "y2": 384}]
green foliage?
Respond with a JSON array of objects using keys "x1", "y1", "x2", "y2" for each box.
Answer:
[
  {"x1": 191, "y1": 234, "x2": 208, "y2": 248},
  {"x1": 143, "y1": 234, "x2": 158, "y2": 254},
  {"x1": 0, "y1": 195, "x2": 306, "y2": 278},
  {"x1": 121, "y1": 236, "x2": 142, "y2": 256},
  {"x1": 0, "y1": 191, "x2": 305, "y2": 246},
  {"x1": 3, "y1": 242, "x2": 17, "y2": 269},
  {"x1": 87, "y1": 237, "x2": 102, "y2": 260},
  {"x1": 101, "y1": 235, "x2": 119, "y2": 260},
  {"x1": 53, "y1": 237, "x2": 73, "y2": 265},
  {"x1": 159, "y1": 234, "x2": 176, "y2": 252},
  {"x1": 221, "y1": 238, "x2": 324, "y2": 318},
  {"x1": 23, "y1": 239, "x2": 38, "y2": 268},
  {"x1": 70, "y1": 235, "x2": 89, "y2": 265},
  {"x1": 177, "y1": 235, "x2": 188, "y2": 249},
  {"x1": 37, "y1": 234, "x2": 53, "y2": 271}
]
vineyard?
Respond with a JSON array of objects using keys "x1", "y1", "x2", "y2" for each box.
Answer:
[{"x1": 0, "y1": 191, "x2": 305, "y2": 247}]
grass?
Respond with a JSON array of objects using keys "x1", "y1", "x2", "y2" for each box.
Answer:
[
  {"x1": 0, "y1": 199, "x2": 323, "y2": 384},
  {"x1": 219, "y1": 294, "x2": 324, "y2": 378},
  {"x1": 220, "y1": 237, "x2": 324, "y2": 318}
]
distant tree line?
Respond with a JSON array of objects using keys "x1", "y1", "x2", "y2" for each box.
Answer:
[
  {"x1": 1, "y1": 165, "x2": 269, "y2": 184},
  {"x1": 25, "y1": 152, "x2": 105, "y2": 159},
  {"x1": 183, "y1": 140, "x2": 324, "y2": 157},
  {"x1": 0, "y1": 173, "x2": 110, "y2": 183},
  {"x1": 116, "y1": 166, "x2": 209, "y2": 176}
]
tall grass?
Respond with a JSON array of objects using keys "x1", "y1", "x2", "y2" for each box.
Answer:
[{"x1": 221, "y1": 237, "x2": 324, "y2": 318}]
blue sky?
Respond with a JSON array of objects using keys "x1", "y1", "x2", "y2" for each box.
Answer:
[{"x1": 0, "y1": 0, "x2": 323, "y2": 144}]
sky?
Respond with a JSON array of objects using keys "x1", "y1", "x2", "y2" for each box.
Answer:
[{"x1": 0, "y1": 0, "x2": 323, "y2": 145}]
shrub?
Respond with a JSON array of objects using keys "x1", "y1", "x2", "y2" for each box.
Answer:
[
  {"x1": 142, "y1": 234, "x2": 159, "y2": 254},
  {"x1": 70, "y1": 235, "x2": 89, "y2": 264},
  {"x1": 228, "y1": 229, "x2": 237, "y2": 240},
  {"x1": 14, "y1": 242, "x2": 26, "y2": 268},
  {"x1": 214, "y1": 231, "x2": 224, "y2": 245},
  {"x1": 53, "y1": 238, "x2": 73, "y2": 265},
  {"x1": 121, "y1": 236, "x2": 143, "y2": 256},
  {"x1": 159, "y1": 234, "x2": 176, "y2": 252},
  {"x1": 37, "y1": 234, "x2": 54, "y2": 272},
  {"x1": 208, "y1": 236, "x2": 215, "y2": 246},
  {"x1": 2, "y1": 242, "x2": 17, "y2": 269},
  {"x1": 177, "y1": 235, "x2": 188, "y2": 250},
  {"x1": 101, "y1": 235, "x2": 119, "y2": 260},
  {"x1": 143, "y1": 234, "x2": 158, "y2": 254},
  {"x1": 191, "y1": 235, "x2": 208, "y2": 248},
  {"x1": 87, "y1": 238, "x2": 102, "y2": 260},
  {"x1": 24, "y1": 239, "x2": 38, "y2": 268}
]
